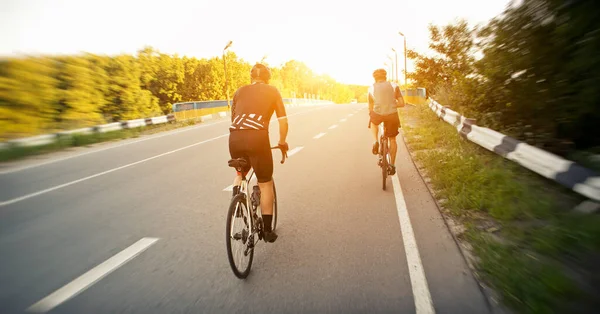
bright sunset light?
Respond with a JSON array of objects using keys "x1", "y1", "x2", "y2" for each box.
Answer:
[
  {"x1": 1, "y1": 0, "x2": 510, "y2": 85},
  {"x1": 1, "y1": 1, "x2": 599, "y2": 313}
]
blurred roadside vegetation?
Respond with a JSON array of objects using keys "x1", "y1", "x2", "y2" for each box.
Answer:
[
  {"x1": 408, "y1": 0, "x2": 600, "y2": 162},
  {"x1": 0, "y1": 47, "x2": 367, "y2": 141}
]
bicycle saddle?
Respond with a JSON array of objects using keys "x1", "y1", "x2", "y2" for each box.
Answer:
[{"x1": 228, "y1": 158, "x2": 249, "y2": 169}]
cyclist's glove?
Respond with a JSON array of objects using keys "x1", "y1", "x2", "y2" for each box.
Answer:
[{"x1": 279, "y1": 142, "x2": 289, "y2": 152}]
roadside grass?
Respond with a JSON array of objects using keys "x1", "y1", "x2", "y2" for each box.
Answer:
[
  {"x1": 399, "y1": 104, "x2": 600, "y2": 314},
  {"x1": 569, "y1": 149, "x2": 600, "y2": 173},
  {"x1": 0, "y1": 118, "x2": 200, "y2": 163}
]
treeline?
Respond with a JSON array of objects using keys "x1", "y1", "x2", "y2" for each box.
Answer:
[
  {"x1": 0, "y1": 46, "x2": 366, "y2": 140},
  {"x1": 408, "y1": 0, "x2": 600, "y2": 155}
]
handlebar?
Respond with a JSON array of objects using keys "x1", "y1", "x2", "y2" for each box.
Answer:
[{"x1": 271, "y1": 145, "x2": 289, "y2": 164}]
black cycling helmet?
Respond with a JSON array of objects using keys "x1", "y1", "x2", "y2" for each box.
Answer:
[
  {"x1": 373, "y1": 68, "x2": 387, "y2": 80},
  {"x1": 251, "y1": 63, "x2": 271, "y2": 83}
]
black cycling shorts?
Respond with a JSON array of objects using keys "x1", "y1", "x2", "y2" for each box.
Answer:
[
  {"x1": 229, "y1": 130, "x2": 273, "y2": 183},
  {"x1": 370, "y1": 111, "x2": 401, "y2": 138}
]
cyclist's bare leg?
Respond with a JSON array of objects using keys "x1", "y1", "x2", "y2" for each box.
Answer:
[
  {"x1": 233, "y1": 174, "x2": 242, "y2": 186},
  {"x1": 258, "y1": 179, "x2": 277, "y2": 242},
  {"x1": 230, "y1": 174, "x2": 243, "y2": 196},
  {"x1": 370, "y1": 122, "x2": 379, "y2": 142},
  {"x1": 389, "y1": 136, "x2": 398, "y2": 164},
  {"x1": 258, "y1": 180, "x2": 274, "y2": 215}
]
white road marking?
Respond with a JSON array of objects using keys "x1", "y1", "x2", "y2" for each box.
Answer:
[
  {"x1": 348, "y1": 113, "x2": 354, "y2": 117},
  {"x1": 27, "y1": 237, "x2": 159, "y2": 313},
  {"x1": 223, "y1": 185, "x2": 233, "y2": 191},
  {"x1": 313, "y1": 133, "x2": 326, "y2": 139},
  {"x1": 0, "y1": 134, "x2": 229, "y2": 208},
  {"x1": 391, "y1": 175, "x2": 436, "y2": 314},
  {"x1": 340, "y1": 118, "x2": 347, "y2": 122},
  {"x1": 328, "y1": 125, "x2": 338, "y2": 130},
  {"x1": 287, "y1": 146, "x2": 303, "y2": 156},
  {"x1": 0, "y1": 121, "x2": 230, "y2": 175}
]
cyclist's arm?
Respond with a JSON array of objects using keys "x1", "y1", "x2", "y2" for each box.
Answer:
[
  {"x1": 273, "y1": 89, "x2": 288, "y2": 145},
  {"x1": 395, "y1": 85, "x2": 405, "y2": 107},
  {"x1": 368, "y1": 89, "x2": 375, "y2": 112}
]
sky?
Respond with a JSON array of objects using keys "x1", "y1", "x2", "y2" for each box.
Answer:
[{"x1": 0, "y1": 0, "x2": 511, "y2": 86}]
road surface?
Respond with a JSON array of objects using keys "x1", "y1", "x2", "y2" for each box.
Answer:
[{"x1": 0, "y1": 104, "x2": 491, "y2": 314}]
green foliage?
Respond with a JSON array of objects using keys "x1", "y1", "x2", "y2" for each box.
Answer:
[
  {"x1": 408, "y1": 0, "x2": 600, "y2": 155},
  {"x1": 0, "y1": 57, "x2": 59, "y2": 137},
  {"x1": 401, "y1": 104, "x2": 600, "y2": 314},
  {"x1": 1, "y1": 48, "x2": 364, "y2": 141}
]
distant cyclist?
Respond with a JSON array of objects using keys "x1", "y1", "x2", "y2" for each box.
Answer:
[
  {"x1": 368, "y1": 68, "x2": 405, "y2": 175},
  {"x1": 228, "y1": 63, "x2": 289, "y2": 243}
]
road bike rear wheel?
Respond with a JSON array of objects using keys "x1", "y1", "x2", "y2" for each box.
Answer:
[
  {"x1": 381, "y1": 137, "x2": 388, "y2": 191},
  {"x1": 272, "y1": 180, "x2": 278, "y2": 231},
  {"x1": 226, "y1": 193, "x2": 254, "y2": 279}
]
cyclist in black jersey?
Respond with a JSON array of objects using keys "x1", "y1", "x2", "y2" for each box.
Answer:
[{"x1": 229, "y1": 63, "x2": 288, "y2": 243}]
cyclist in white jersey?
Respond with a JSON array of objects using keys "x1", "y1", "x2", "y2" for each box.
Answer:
[{"x1": 368, "y1": 68, "x2": 405, "y2": 175}]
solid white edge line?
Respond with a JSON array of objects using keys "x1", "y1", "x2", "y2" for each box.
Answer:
[
  {"x1": 391, "y1": 175, "x2": 436, "y2": 314},
  {"x1": 313, "y1": 133, "x2": 326, "y2": 139},
  {"x1": 287, "y1": 147, "x2": 303, "y2": 157},
  {"x1": 328, "y1": 125, "x2": 338, "y2": 130},
  {"x1": 223, "y1": 184, "x2": 233, "y2": 191},
  {"x1": 26, "y1": 237, "x2": 159, "y2": 313},
  {"x1": 0, "y1": 134, "x2": 229, "y2": 208}
]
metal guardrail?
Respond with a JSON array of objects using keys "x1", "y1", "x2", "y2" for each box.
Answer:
[
  {"x1": 426, "y1": 98, "x2": 600, "y2": 202},
  {"x1": 1, "y1": 98, "x2": 333, "y2": 150}
]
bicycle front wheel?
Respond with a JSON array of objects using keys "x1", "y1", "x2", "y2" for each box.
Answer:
[
  {"x1": 226, "y1": 193, "x2": 254, "y2": 279},
  {"x1": 381, "y1": 138, "x2": 388, "y2": 191}
]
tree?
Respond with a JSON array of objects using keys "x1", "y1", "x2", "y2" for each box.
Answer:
[
  {"x1": 407, "y1": 20, "x2": 480, "y2": 115},
  {"x1": 54, "y1": 56, "x2": 105, "y2": 129},
  {"x1": 104, "y1": 55, "x2": 161, "y2": 121},
  {"x1": 0, "y1": 46, "x2": 361, "y2": 139},
  {"x1": 476, "y1": 0, "x2": 600, "y2": 151},
  {"x1": 0, "y1": 57, "x2": 58, "y2": 139}
]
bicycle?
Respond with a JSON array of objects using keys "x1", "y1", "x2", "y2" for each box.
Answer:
[
  {"x1": 377, "y1": 122, "x2": 392, "y2": 191},
  {"x1": 225, "y1": 145, "x2": 288, "y2": 279}
]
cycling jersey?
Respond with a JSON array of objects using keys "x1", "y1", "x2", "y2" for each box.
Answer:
[
  {"x1": 368, "y1": 81, "x2": 401, "y2": 116},
  {"x1": 230, "y1": 82, "x2": 287, "y2": 132},
  {"x1": 368, "y1": 81, "x2": 402, "y2": 138},
  {"x1": 228, "y1": 82, "x2": 287, "y2": 183}
]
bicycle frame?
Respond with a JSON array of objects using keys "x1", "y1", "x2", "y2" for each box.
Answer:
[
  {"x1": 230, "y1": 145, "x2": 287, "y2": 246},
  {"x1": 237, "y1": 168, "x2": 258, "y2": 242},
  {"x1": 378, "y1": 123, "x2": 389, "y2": 160}
]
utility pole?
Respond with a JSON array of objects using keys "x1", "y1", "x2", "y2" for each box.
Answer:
[
  {"x1": 398, "y1": 32, "x2": 407, "y2": 86},
  {"x1": 391, "y1": 48, "x2": 398, "y2": 84},
  {"x1": 223, "y1": 40, "x2": 233, "y2": 108}
]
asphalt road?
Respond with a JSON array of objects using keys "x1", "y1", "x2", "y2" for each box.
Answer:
[{"x1": 0, "y1": 104, "x2": 491, "y2": 314}]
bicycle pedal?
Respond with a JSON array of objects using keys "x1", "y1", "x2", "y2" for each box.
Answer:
[{"x1": 247, "y1": 235, "x2": 255, "y2": 249}]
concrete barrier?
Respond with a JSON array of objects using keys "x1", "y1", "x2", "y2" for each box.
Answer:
[
  {"x1": 95, "y1": 122, "x2": 123, "y2": 133},
  {"x1": 8, "y1": 134, "x2": 57, "y2": 147},
  {"x1": 122, "y1": 119, "x2": 146, "y2": 129},
  {"x1": 57, "y1": 127, "x2": 95, "y2": 137}
]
